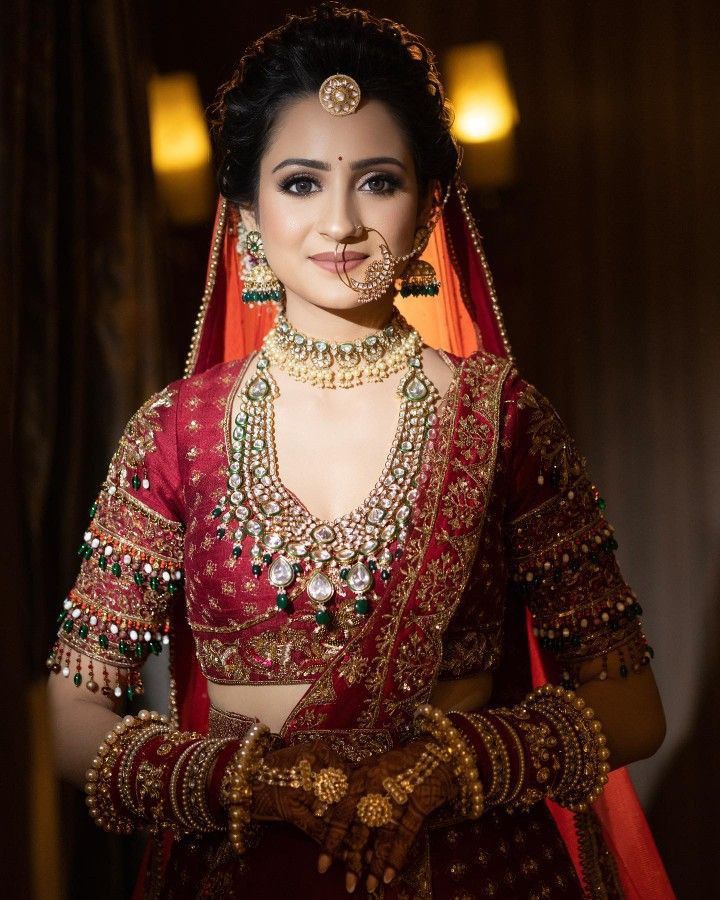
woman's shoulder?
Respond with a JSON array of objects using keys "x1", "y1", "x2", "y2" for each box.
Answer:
[
  {"x1": 440, "y1": 346, "x2": 519, "y2": 400},
  {"x1": 118, "y1": 356, "x2": 253, "y2": 452},
  {"x1": 175, "y1": 355, "x2": 254, "y2": 398}
]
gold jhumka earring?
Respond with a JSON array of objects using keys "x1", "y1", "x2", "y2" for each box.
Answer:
[
  {"x1": 241, "y1": 230, "x2": 284, "y2": 305},
  {"x1": 398, "y1": 226, "x2": 440, "y2": 297},
  {"x1": 317, "y1": 71, "x2": 442, "y2": 304}
]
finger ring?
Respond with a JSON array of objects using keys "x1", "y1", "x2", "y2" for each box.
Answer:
[{"x1": 356, "y1": 793, "x2": 394, "y2": 828}]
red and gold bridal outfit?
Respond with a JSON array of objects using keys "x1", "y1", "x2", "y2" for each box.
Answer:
[{"x1": 48, "y1": 186, "x2": 673, "y2": 898}]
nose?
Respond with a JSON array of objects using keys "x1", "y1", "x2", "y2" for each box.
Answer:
[{"x1": 317, "y1": 187, "x2": 363, "y2": 245}]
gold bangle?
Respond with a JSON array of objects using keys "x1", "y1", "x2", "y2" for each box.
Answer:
[
  {"x1": 182, "y1": 738, "x2": 232, "y2": 832},
  {"x1": 487, "y1": 709, "x2": 527, "y2": 810},
  {"x1": 413, "y1": 705, "x2": 484, "y2": 820},
  {"x1": 117, "y1": 723, "x2": 171, "y2": 817},
  {"x1": 451, "y1": 711, "x2": 510, "y2": 807},
  {"x1": 525, "y1": 684, "x2": 611, "y2": 811},
  {"x1": 222, "y1": 723, "x2": 271, "y2": 854},
  {"x1": 169, "y1": 740, "x2": 203, "y2": 832}
]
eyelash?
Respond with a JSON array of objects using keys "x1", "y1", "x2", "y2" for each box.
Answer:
[{"x1": 278, "y1": 172, "x2": 402, "y2": 196}]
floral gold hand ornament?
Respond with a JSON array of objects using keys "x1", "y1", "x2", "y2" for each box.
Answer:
[
  {"x1": 355, "y1": 740, "x2": 450, "y2": 827},
  {"x1": 250, "y1": 742, "x2": 353, "y2": 848},
  {"x1": 256, "y1": 756, "x2": 349, "y2": 817}
]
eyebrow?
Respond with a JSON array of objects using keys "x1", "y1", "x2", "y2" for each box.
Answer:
[{"x1": 271, "y1": 156, "x2": 407, "y2": 173}]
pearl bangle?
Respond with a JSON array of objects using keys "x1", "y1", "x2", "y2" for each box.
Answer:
[
  {"x1": 221, "y1": 722, "x2": 272, "y2": 854},
  {"x1": 413, "y1": 704, "x2": 484, "y2": 820}
]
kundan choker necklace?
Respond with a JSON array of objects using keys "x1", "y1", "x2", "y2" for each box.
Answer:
[
  {"x1": 210, "y1": 316, "x2": 442, "y2": 637},
  {"x1": 262, "y1": 308, "x2": 419, "y2": 388}
]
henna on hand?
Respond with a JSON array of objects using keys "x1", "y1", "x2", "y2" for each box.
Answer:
[
  {"x1": 317, "y1": 740, "x2": 461, "y2": 891},
  {"x1": 251, "y1": 740, "x2": 352, "y2": 845},
  {"x1": 317, "y1": 761, "x2": 370, "y2": 878},
  {"x1": 361, "y1": 740, "x2": 459, "y2": 889}
]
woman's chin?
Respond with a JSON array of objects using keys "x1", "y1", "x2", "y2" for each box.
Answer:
[{"x1": 284, "y1": 282, "x2": 390, "y2": 312}]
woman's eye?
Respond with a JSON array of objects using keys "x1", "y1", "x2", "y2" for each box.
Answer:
[
  {"x1": 361, "y1": 175, "x2": 399, "y2": 194},
  {"x1": 281, "y1": 176, "x2": 319, "y2": 195}
]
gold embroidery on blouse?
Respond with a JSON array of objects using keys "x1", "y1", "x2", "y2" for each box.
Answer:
[
  {"x1": 514, "y1": 383, "x2": 584, "y2": 493},
  {"x1": 107, "y1": 387, "x2": 176, "y2": 484},
  {"x1": 506, "y1": 425, "x2": 653, "y2": 684},
  {"x1": 196, "y1": 639, "x2": 252, "y2": 682}
]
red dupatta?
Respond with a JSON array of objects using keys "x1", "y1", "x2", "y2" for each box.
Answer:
[{"x1": 173, "y1": 177, "x2": 672, "y2": 899}]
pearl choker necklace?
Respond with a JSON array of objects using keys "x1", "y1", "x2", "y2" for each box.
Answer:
[{"x1": 262, "y1": 308, "x2": 421, "y2": 388}]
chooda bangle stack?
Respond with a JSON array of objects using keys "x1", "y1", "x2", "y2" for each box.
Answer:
[
  {"x1": 84, "y1": 709, "x2": 239, "y2": 837},
  {"x1": 446, "y1": 683, "x2": 612, "y2": 814}
]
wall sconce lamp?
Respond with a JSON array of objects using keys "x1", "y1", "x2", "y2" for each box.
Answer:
[
  {"x1": 443, "y1": 43, "x2": 520, "y2": 189},
  {"x1": 148, "y1": 72, "x2": 213, "y2": 225}
]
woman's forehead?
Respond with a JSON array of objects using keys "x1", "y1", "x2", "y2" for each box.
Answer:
[{"x1": 263, "y1": 95, "x2": 412, "y2": 168}]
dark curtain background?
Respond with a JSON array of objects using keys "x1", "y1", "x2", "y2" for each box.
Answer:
[
  {"x1": 5, "y1": 1, "x2": 718, "y2": 897},
  {"x1": 5, "y1": 0, "x2": 175, "y2": 896}
]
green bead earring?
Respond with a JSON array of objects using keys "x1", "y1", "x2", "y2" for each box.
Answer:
[
  {"x1": 397, "y1": 227, "x2": 440, "y2": 297},
  {"x1": 242, "y1": 230, "x2": 284, "y2": 305}
]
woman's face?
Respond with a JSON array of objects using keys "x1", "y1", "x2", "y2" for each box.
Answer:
[{"x1": 240, "y1": 95, "x2": 433, "y2": 312}]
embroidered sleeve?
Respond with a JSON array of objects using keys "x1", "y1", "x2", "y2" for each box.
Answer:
[
  {"x1": 503, "y1": 376, "x2": 654, "y2": 688},
  {"x1": 47, "y1": 385, "x2": 185, "y2": 701}
]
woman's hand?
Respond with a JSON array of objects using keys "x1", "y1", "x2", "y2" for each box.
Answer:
[
  {"x1": 317, "y1": 739, "x2": 461, "y2": 893},
  {"x1": 250, "y1": 740, "x2": 353, "y2": 845}
]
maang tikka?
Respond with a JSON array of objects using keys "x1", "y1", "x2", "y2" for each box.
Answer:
[{"x1": 316, "y1": 72, "x2": 443, "y2": 303}]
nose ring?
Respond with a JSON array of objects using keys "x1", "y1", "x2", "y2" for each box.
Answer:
[{"x1": 352, "y1": 224, "x2": 364, "y2": 236}]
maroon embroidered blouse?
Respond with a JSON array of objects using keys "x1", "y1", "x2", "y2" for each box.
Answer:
[{"x1": 50, "y1": 350, "x2": 651, "y2": 700}]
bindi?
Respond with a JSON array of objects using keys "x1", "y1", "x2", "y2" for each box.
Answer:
[{"x1": 338, "y1": 155, "x2": 343, "y2": 160}]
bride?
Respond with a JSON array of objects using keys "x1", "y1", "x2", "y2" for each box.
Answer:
[{"x1": 47, "y1": 4, "x2": 671, "y2": 897}]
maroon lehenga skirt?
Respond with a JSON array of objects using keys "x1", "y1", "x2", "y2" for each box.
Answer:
[{"x1": 135, "y1": 706, "x2": 625, "y2": 900}]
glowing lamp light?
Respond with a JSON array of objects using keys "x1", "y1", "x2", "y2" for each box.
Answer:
[
  {"x1": 444, "y1": 43, "x2": 520, "y2": 187},
  {"x1": 148, "y1": 73, "x2": 213, "y2": 223}
]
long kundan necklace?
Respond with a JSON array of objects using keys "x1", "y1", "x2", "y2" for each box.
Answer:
[{"x1": 212, "y1": 308, "x2": 440, "y2": 636}]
